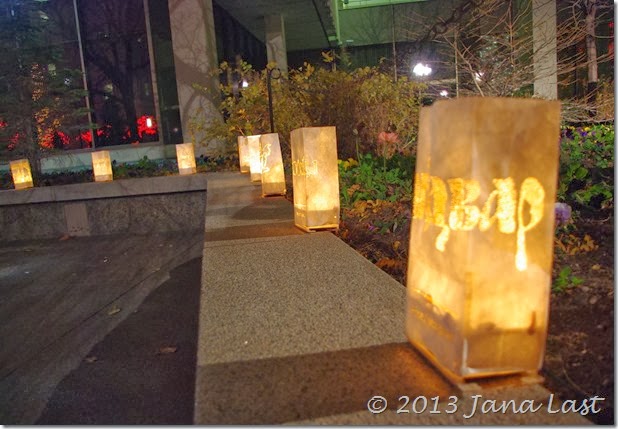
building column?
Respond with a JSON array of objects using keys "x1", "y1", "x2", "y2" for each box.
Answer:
[
  {"x1": 168, "y1": 0, "x2": 223, "y2": 155},
  {"x1": 265, "y1": 14, "x2": 288, "y2": 74},
  {"x1": 532, "y1": 0, "x2": 558, "y2": 100}
]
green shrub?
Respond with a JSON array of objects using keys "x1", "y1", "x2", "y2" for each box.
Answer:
[
  {"x1": 552, "y1": 266, "x2": 583, "y2": 293},
  {"x1": 339, "y1": 153, "x2": 413, "y2": 208},
  {"x1": 558, "y1": 124, "x2": 614, "y2": 214},
  {"x1": 196, "y1": 59, "x2": 426, "y2": 163}
]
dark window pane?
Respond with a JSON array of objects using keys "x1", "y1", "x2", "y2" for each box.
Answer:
[
  {"x1": 77, "y1": 0, "x2": 158, "y2": 147},
  {"x1": 43, "y1": 0, "x2": 92, "y2": 150},
  {"x1": 148, "y1": 0, "x2": 183, "y2": 144}
]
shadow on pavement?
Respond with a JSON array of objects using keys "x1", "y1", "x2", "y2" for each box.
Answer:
[{"x1": 36, "y1": 257, "x2": 202, "y2": 425}]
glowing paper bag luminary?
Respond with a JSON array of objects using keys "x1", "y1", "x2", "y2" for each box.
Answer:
[
  {"x1": 406, "y1": 97, "x2": 561, "y2": 382},
  {"x1": 290, "y1": 126, "x2": 339, "y2": 231},
  {"x1": 237, "y1": 136, "x2": 250, "y2": 173},
  {"x1": 247, "y1": 135, "x2": 262, "y2": 182},
  {"x1": 259, "y1": 133, "x2": 286, "y2": 196},
  {"x1": 9, "y1": 159, "x2": 33, "y2": 190},
  {"x1": 91, "y1": 150, "x2": 113, "y2": 182},
  {"x1": 176, "y1": 143, "x2": 197, "y2": 175}
]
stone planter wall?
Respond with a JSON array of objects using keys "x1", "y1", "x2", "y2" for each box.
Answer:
[{"x1": 0, "y1": 175, "x2": 208, "y2": 242}]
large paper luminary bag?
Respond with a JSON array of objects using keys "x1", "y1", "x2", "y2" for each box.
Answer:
[
  {"x1": 290, "y1": 126, "x2": 339, "y2": 231},
  {"x1": 238, "y1": 136, "x2": 250, "y2": 173},
  {"x1": 91, "y1": 151, "x2": 113, "y2": 182},
  {"x1": 10, "y1": 159, "x2": 34, "y2": 190},
  {"x1": 406, "y1": 97, "x2": 560, "y2": 382},
  {"x1": 259, "y1": 133, "x2": 286, "y2": 196},
  {"x1": 247, "y1": 135, "x2": 262, "y2": 182},
  {"x1": 176, "y1": 143, "x2": 197, "y2": 175}
]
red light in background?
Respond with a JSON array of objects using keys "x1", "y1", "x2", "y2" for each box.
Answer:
[
  {"x1": 40, "y1": 131, "x2": 70, "y2": 149},
  {"x1": 137, "y1": 115, "x2": 157, "y2": 139},
  {"x1": 78, "y1": 130, "x2": 93, "y2": 148}
]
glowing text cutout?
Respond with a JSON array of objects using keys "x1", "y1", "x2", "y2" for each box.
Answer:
[
  {"x1": 292, "y1": 158, "x2": 319, "y2": 177},
  {"x1": 412, "y1": 173, "x2": 545, "y2": 271}
]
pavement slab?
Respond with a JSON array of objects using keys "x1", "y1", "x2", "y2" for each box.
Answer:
[
  {"x1": 36, "y1": 257, "x2": 202, "y2": 425},
  {"x1": 0, "y1": 232, "x2": 203, "y2": 424},
  {"x1": 194, "y1": 172, "x2": 591, "y2": 426},
  {"x1": 0, "y1": 171, "x2": 596, "y2": 425}
]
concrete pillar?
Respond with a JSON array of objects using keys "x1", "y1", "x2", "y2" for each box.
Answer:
[
  {"x1": 265, "y1": 14, "x2": 288, "y2": 74},
  {"x1": 532, "y1": 0, "x2": 558, "y2": 100},
  {"x1": 168, "y1": 0, "x2": 223, "y2": 155}
]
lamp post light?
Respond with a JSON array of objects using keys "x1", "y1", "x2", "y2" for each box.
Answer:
[
  {"x1": 267, "y1": 67, "x2": 281, "y2": 133},
  {"x1": 413, "y1": 62, "x2": 432, "y2": 77},
  {"x1": 413, "y1": 62, "x2": 432, "y2": 107}
]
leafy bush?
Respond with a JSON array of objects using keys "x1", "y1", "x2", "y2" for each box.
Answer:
[
  {"x1": 339, "y1": 153, "x2": 413, "y2": 208},
  {"x1": 558, "y1": 124, "x2": 614, "y2": 214},
  {"x1": 196, "y1": 60, "x2": 425, "y2": 162},
  {"x1": 338, "y1": 153, "x2": 414, "y2": 284},
  {"x1": 552, "y1": 266, "x2": 583, "y2": 293}
]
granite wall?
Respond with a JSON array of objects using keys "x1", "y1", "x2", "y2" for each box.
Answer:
[{"x1": 0, "y1": 175, "x2": 208, "y2": 242}]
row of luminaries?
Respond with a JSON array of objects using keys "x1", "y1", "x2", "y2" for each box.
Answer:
[
  {"x1": 241, "y1": 98, "x2": 564, "y2": 388},
  {"x1": 238, "y1": 127, "x2": 340, "y2": 232},
  {"x1": 8, "y1": 98, "x2": 562, "y2": 387},
  {"x1": 7, "y1": 143, "x2": 199, "y2": 190}
]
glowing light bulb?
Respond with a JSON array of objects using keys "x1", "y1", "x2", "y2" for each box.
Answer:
[{"x1": 413, "y1": 63, "x2": 432, "y2": 77}]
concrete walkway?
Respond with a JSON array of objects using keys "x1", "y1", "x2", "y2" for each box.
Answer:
[
  {"x1": 195, "y1": 172, "x2": 590, "y2": 425},
  {"x1": 0, "y1": 171, "x2": 593, "y2": 425},
  {"x1": 0, "y1": 232, "x2": 203, "y2": 424}
]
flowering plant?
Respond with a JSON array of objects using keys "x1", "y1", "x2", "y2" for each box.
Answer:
[{"x1": 376, "y1": 131, "x2": 401, "y2": 159}]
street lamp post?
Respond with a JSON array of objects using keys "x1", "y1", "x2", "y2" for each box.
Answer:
[{"x1": 267, "y1": 67, "x2": 281, "y2": 133}]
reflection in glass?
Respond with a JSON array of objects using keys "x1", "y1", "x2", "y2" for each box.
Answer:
[{"x1": 77, "y1": 0, "x2": 158, "y2": 147}]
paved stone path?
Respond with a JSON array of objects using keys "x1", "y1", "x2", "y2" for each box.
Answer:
[{"x1": 194, "y1": 173, "x2": 591, "y2": 425}]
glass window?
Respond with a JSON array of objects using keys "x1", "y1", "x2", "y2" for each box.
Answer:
[
  {"x1": 77, "y1": 0, "x2": 159, "y2": 147},
  {"x1": 148, "y1": 0, "x2": 183, "y2": 144},
  {"x1": 43, "y1": 0, "x2": 92, "y2": 149}
]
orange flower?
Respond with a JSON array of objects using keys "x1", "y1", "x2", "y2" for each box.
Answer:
[
  {"x1": 377, "y1": 131, "x2": 400, "y2": 159},
  {"x1": 377, "y1": 131, "x2": 400, "y2": 145}
]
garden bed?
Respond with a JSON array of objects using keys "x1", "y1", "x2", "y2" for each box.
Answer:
[
  {"x1": 330, "y1": 124, "x2": 614, "y2": 424},
  {"x1": 336, "y1": 197, "x2": 614, "y2": 424}
]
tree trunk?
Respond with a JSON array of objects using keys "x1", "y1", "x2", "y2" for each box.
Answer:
[{"x1": 585, "y1": 0, "x2": 598, "y2": 116}]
